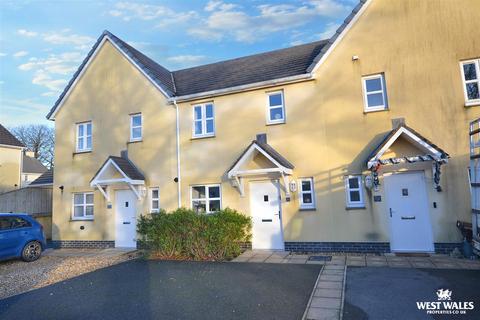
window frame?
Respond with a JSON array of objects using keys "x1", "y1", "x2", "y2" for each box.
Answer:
[
  {"x1": 345, "y1": 175, "x2": 365, "y2": 208},
  {"x1": 298, "y1": 177, "x2": 316, "y2": 210},
  {"x1": 76, "y1": 121, "x2": 92, "y2": 152},
  {"x1": 72, "y1": 192, "x2": 94, "y2": 220},
  {"x1": 266, "y1": 90, "x2": 286, "y2": 125},
  {"x1": 361, "y1": 74, "x2": 388, "y2": 112},
  {"x1": 190, "y1": 184, "x2": 222, "y2": 214},
  {"x1": 192, "y1": 102, "x2": 215, "y2": 138},
  {"x1": 130, "y1": 113, "x2": 143, "y2": 142},
  {"x1": 460, "y1": 59, "x2": 480, "y2": 106},
  {"x1": 150, "y1": 187, "x2": 160, "y2": 213}
]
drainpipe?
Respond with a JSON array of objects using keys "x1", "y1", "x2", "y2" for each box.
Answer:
[{"x1": 173, "y1": 100, "x2": 182, "y2": 208}]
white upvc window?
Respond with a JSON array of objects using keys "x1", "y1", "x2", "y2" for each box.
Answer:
[
  {"x1": 362, "y1": 74, "x2": 388, "y2": 112},
  {"x1": 345, "y1": 175, "x2": 365, "y2": 208},
  {"x1": 76, "y1": 122, "x2": 92, "y2": 152},
  {"x1": 130, "y1": 113, "x2": 142, "y2": 141},
  {"x1": 193, "y1": 103, "x2": 215, "y2": 138},
  {"x1": 191, "y1": 184, "x2": 221, "y2": 214},
  {"x1": 72, "y1": 192, "x2": 94, "y2": 220},
  {"x1": 150, "y1": 187, "x2": 160, "y2": 213},
  {"x1": 460, "y1": 59, "x2": 480, "y2": 106},
  {"x1": 299, "y1": 178, "x2": 316, "y2": 210},
  {"x1": 266, "y1": 91, "x2": 285, "y2": 124}
]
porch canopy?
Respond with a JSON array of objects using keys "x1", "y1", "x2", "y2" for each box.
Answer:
[
  {"x1": 227, "y1": 134, "x2": 294, "y2": 196},
  {"x1": 90, "y1": 155, "x2": 145, "y2": 200},
  {"x1": 366, "y1": 125, "x2": 449, "y2": 170}
]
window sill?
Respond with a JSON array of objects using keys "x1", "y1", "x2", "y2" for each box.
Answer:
[
  {"x1": 127, "y1": 140, "x2": 143, "y2": 144},
  {"x1": 266, "y1": 121, "x2": 286, "y2": 126},
  {"x1": 191, "y1": 135, "x2": 215, "y2": 140},
  {"x1": 299, "y1": 207, "x2": 316, "y2": 211},
  {"x1": 73, "y1": 150, "x2": 92, "y2": 155},
  {"x1": 346, "y1": 206, "x2": 366, "y2": 210},
  {"x1": 465, "y1": 101, "x2": 480, "y2": 107},
  {"x1": 363, "y1": 107, "x2": 388, "y2": 114},
  {"x1": 70, "y1": 218, "x2": 94, "y2": 221}
]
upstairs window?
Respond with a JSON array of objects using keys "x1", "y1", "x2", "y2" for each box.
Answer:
[
  {"x1": 267, "y1": 91, "x2": 285, "y2": 124},
  {"x1": 362, "y1": 74, "x2": 388, "y2": 112},
  {"x1": 73, "y1": 192, "x2": 94, "y2": 220},
  {"x1": 299, "y1": 178, "x2": 316, "y2": 210},
  {"x1": 191, "y1": 184, "x2": 221, "y2": 214},
  {"x1": 345, "y1": 175, "x2": 365, "y2": 208},
  {"x1": 130, "y1": 113, "x2": 142, "y2": 141},
  {"x1": 76, "y1": 122, "x2": 92, "y2": 152},
  {"x1": 460, "y1": 59, "x2": 480, "y2": 105},
  {"x1": 193, "y1": 103, "x2": 215, "y2": 138},
  {"x1": 150, "y1": 187, "x2": 160, "y2": 213}
]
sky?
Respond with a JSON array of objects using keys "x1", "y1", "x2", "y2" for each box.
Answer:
[{"x1": 0, "y1": 0, "x2": 355, "y2": 127}]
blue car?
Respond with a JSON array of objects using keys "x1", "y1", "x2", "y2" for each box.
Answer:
[{"x1": 0, "y1": 213, "x2": 46, "y2": 262}]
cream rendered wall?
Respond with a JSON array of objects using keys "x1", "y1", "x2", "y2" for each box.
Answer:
[
  {"x1": 176, "y1": 0, "x2": 480, "y2": 244},
  {"x1": 52, "y1": 40, "x2": 177, "y2": 241},
  {"x1": 0, "y1": 146, "x2": 22, "y2": 194}
]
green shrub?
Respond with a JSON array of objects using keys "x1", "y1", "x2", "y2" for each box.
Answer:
[{"x1": 137, "y1": 207, "x2": 252, "y2": 261}]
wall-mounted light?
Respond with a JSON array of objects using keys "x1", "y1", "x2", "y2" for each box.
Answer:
[
  {"x1": 289, "y1": 180, "x2": 297, "y2": 193},
  {"x1": 173, "y1": 177, "x2": 179, "y2": 183},
  {"x1": 59, "y1": 185, "x2": 64, "y2": 191},
  {"x1": 352, "y1": 55, "x2": 359, "y2": 61}
]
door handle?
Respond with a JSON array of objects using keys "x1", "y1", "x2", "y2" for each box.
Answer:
[
  {"x1": 389, "y1": 208, "x2": 393, "y2": 217},
  {"x1": 401, "y1": 216, "x2": 416, "y2": 220}
]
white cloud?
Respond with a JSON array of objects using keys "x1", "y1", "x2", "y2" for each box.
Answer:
[
  {"x1": 0, "y1": 52, "x2": 7, "y2": 57},
  {"x1": 189, "y1": 0, "x2": 350, "y2": 43},
  {"x1": 0, "y1": 98, "x2": 52, "y2": 126},
  {"x1": 167, "y1": 55, "x2": 207, "y2": 68},
  {"x1": 42, "y1": 31, "x2": 95, "y2": 50},
  {"x1": 109, "y1": 2, "x2": 197, "y2": 28},
  {"x1": 13, "y1": 51, "x2": 29, "y2": 57},
  {"x1": 18, "y1": 51, "x2": 83, "y2": 95},
  {"x1": 317, "y1": 22, "x2": 340, "y2": 39},
  {"x1": 17, "y1": 29, "x2": 38, "y2": 37}
]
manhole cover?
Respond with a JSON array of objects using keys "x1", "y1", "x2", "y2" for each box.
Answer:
[{"x1": 308, "y1": 256, "x2": 332, "y2": 261}]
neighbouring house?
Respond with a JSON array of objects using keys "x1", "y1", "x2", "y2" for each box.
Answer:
[
  {"x1": 47, "y1": 0, "x2": 480, "y2": 252},
  {"x1": 0, "y1": 124, "x2": 25, "y2": 193},
  {"x1": 21, "y1": 151, "x2": 48, "y2": 187},
  {"x1": 0, "y1": 124, "x2": 48, "y2": 192}
]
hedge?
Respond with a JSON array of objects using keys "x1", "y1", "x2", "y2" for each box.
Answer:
[{"x1": 137, "y1": 208, "x2": 252, "y2": 261}]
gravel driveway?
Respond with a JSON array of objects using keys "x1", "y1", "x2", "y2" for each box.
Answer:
[{"x1": 0, "y1": 249, "x2": 136, "y2": 300}]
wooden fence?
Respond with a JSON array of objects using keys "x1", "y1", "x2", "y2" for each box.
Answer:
[{"x1": 0, "y1": 187, "x2": 52, "y2": 215}]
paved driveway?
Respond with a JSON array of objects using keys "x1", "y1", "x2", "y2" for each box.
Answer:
[
  {"x1": 343, "y1": 267, "x2": 480, "y2": 320},
  {"x1": 0, "y1": 260, "x2": 321, "y2": 320}
]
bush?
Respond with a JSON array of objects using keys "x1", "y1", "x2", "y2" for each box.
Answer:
[{"x1": 137, "y1": 208, "x2": 252, "y2": 261}]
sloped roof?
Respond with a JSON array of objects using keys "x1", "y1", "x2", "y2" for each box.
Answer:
[
  {"x1": 0, "y1": 124, "x2": 24, "y2": 148},
  {"x1": 22, "y1": 154, "x2": 47, "y2": 174},
  {"x1": 91, "y1": 156, "x2": 145, "y2": 182},
  {"x1": 29, "y1": 169, "x2": 53, "y2": 186},
  {"x1": 366, "y1": 125, "x2": 449, "y2": 168},
  {"x1": 172, "y1": 40, "x2": 327, "y2": 96}
]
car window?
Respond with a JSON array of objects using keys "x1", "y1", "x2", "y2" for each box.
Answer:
[
  {"x1": 0, "y1": 217, "x2": 12, "y2": 230},
  {"x1": 11, "y1": 217, "x2": 31, "y2": 229},
  {"x1": 0, "y1": 217, "x2": 31, "y2": 230}
]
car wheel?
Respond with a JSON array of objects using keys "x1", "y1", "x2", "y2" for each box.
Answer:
[{"x1": 22, "y1": 241, "x2": 42, "y2": 262}]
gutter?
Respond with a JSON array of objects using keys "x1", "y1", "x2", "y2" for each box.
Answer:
[
  {"x1": 173, "y1": 100, "x2": 182, "y2": 208},
  {"x1": 168, "y1": 73, "x2": 312, "y2": 103}
]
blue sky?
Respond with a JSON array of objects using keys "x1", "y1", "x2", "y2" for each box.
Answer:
[{"x1": 0, "y1": 0, "x2": 355, "y2": 127}]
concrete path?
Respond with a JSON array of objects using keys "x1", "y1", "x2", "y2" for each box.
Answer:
[
  {"x1": 233, "y1": 250, "x2": 480, "y2": 269},
  {"x1": 303, "y1": 265, "x2": 347, "y2": 320}
]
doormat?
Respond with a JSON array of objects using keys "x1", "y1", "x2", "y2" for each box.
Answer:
[{"x1": 308, "y1": 256, "x2": 332, "y2": 261}]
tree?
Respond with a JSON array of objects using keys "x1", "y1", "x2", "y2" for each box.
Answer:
[{"x1": 10, "y1": 125, "x2": 55, "y2": 168}]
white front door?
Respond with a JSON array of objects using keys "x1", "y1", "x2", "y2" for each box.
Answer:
[
  {"x1": 115, "y1": 190, "x2": 137, "y2": 248},
  {"x1": 250, "y1": 180, "x2": 284, "y2": 250},
  {"x1": 384, "y1": 172, "x2": 434, "y2": 253}
]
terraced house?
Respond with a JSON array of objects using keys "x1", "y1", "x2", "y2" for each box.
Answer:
[{"x1": 48, "y1": 0, "x2": 480, "y2": 253}]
